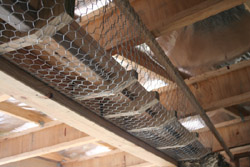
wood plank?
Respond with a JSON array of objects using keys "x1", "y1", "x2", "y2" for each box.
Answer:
[
  {"x1": 158, "y1": 60, "x2": 250, "y2": 116},
  {"x1": 0, "y1": 123, "x2": 97, "y2": 165},
  {"x1": 0, "y1": 57, "x2": 177, "y2": 166},
  {"x1": 62, "y1": 151, "x2": 151, "y2": 167},
  {"x1": 199, "y1": 119, "x2": 250, "y2": 152},
  {"x1": 0, "y1": 158, "x2": 59, "y2": 167},
  {"x1": 0, "y1": 101, "x2": 51, "y2": 124}
]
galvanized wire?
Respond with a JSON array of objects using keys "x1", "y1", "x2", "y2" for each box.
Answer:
[{"x1": 0, "y1": 0, "x2": 212, "y2": 161}]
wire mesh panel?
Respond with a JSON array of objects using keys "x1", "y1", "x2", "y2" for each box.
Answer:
[{"x1": 0, "y1": 0, "x2": 212, "y2": 161}]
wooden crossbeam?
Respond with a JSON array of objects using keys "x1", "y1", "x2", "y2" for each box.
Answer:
[
  {"x1": 158, "y1": 60, "x2": 250, "y2": 117},
  {"x1": 0, "y1": 101, "x2": 51, "y2": 124},
  {"x1": 0, "y1": 158, "x2": 59, "y2": 167},
  {"x1": 0, "y1": 122, "x2": 97, "y2": 165},
  {"x1": 0, "y1": 57, "x2": 177, "y2": 167}
]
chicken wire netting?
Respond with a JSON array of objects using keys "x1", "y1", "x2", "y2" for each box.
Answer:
[{"x1": 0, "y1": 0, "x2": 213, "y2": 161}]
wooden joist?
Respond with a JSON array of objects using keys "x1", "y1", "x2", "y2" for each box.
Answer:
[
  {"x1": 0, "y1": 57, "x2": 177, "y2": 167},
  {"x1": 0, "y1": 122, "x2": 97, "y2": 165},
  {"x1": 0, "y1": 101, "x2": 51, "y2": 124},
  {"x1": 158, "y1": 60, "x2": 250, "y2": 117}
]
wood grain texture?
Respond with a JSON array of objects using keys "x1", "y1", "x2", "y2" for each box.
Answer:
[{"x1": 0, "y1": 123, "x2": 96, "y2": 165}]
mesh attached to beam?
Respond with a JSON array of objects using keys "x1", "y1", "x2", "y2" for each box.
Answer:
[{"x1": 0, "y1": 0, "x2": 211, "y2": 161}]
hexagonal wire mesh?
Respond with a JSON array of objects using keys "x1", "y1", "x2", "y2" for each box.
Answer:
[{"x1": 0, "y1": 0, "x2": 213, "y2": 161}]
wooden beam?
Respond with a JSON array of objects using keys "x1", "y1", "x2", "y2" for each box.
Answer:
[
  {"x1": 159, "y1": 60, "x2": 250, "y2": 116},
  {"x1": 0, "y1": 101, "x2": 51, "y2": 124},
  {"x1": 199, "y1": 119, "x2": 250, "y2": 152},
  {"x1": 0, "y1": 58, "x2": 177, "y2": 166},
  {"x1": 62, "y1": 151, "x2": 152, "y2": 167},
  {"x1": 0, "y1": 158, "x2": 59, "y2": 167},
  {"x1": 0, "y1": 123, "x2": 97, "y2": 165}
]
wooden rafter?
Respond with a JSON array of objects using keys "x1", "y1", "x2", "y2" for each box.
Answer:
[{"x1": 0, "y1": 101, "x2": 51, "y2": 124}]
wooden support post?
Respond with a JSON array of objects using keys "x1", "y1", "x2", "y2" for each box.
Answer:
[{"x1": 113, "y1": 0, "x2": 234, "y2": 160}]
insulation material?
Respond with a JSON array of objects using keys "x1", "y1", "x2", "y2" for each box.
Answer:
[
  {"x1": 157, "y1": 5, "x2": 250, "y2": 76},
  {"x1": 59, "y1": 143, "x2": 111, "y2": 160},
  {"x1": 0, "y1": 112, "x2": 27, "y2": 135}
]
